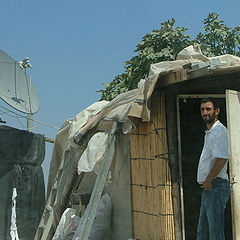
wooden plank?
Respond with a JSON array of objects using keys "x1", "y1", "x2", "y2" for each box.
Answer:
[
  {"x1": 226, "y1": 89, "x2": 240, "y2": 240},
  {"x1": 44, "y1": 137, "x2": 55, "y2": 143}
]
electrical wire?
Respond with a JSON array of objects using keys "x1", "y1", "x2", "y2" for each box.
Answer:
[
  {"x1": 0, "y1": 104, "x2": 59, "y2": 130},
  {"x1": 16, "y1": 115, "x2": 27, "y2": 129},
  {"x1": 0, "y1": 108, "x2": 27, "y2": 129},
  {"x1": 0, "y1": 109, "x2": 11, "y2": 116}
]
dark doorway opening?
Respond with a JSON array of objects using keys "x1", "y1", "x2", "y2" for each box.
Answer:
[{"x1": 179, "y1": 97, "x2": 232, "y2": 240}]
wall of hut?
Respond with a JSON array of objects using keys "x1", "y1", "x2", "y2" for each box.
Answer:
[{"x1": 130, "y1": 90, "x2": 175, "y2": 240}]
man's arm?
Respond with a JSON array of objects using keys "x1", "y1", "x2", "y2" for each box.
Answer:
[{"x1": 202, "y1": 158, "x2": 228, "y2": 190}]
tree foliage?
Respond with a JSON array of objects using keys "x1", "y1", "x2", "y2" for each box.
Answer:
[
  {"x1": 195, "y1": 13, "x2": 240, "y2": 56},
  {"x1": 98, "y1": 13, "x2": 240, "y2": 101}
]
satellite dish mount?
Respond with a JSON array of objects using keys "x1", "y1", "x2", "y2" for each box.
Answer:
[{"x1": 0, "y1": 49, "x2": 40, "y2": 131}]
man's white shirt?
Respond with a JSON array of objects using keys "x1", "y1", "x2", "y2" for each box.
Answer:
[{"x1": 197, "y1": 120, "x2": 229, "y2": 184}]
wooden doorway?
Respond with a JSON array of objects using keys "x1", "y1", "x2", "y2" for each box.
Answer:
[{"x1": 177, "y1": 94, "x2": 232, "y2": 240}]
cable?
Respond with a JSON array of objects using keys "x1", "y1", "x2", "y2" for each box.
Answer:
[
  {"x1": 29, "y1": 117, "x2": 59, "y2": 130},
  {"x1": 0, "y1": 109, "x2": 23, "y2": 119},
  {"x1": 1, "y1": 108, "x2": 28, "y2": 129},
  {"x1": 0, "y1": 109, "x2": 11, "y2": 116},
  {"x1": 0, "y1": 104, "x2": 59, "y2": 130},
  {"x1": 16, "y1": 116, "x2": 27, "y2": 129}
]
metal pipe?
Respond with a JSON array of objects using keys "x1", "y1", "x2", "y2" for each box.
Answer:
[{"x1": 27, "y1": 113, "x2": 32, "y2": 132}]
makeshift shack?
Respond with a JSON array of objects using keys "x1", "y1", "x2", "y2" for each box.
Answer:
[{"x1": 35, "y1": 45, "x2": 240, "y2": 240}]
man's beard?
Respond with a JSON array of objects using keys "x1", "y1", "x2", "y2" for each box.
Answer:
[{"x1": 202, "y1": 113, "x2": 216, "y2": 124}]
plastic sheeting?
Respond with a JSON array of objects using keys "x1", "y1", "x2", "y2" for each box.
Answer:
[
  {"x1": 150, "y1": 44, "x2": 240, "y2": 79},
  {"x1": 69, "y1": 101, "x2": 109, "y2": 146},
  {"x1": 77, "y1": 132, "x2": 108, "y2": 173},
  {"x1": 69, "y1": 76, "x2": 160, "y2": 148},
  {"x1": 47, "y1": 101, "x2": 109, "y2": 195},
  {"x1": 0, "y1": 126, "x2": 45, "y2": 240},
  {"x1": 47, "y1": 89, "x2": 150, "y2": 194}
]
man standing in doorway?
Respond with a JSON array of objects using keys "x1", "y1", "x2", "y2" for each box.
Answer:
[{"x1": 197, "y1": 98, "x2": 230, "y2": 240}]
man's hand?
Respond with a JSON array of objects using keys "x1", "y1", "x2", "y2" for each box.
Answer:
[
  {"x1": 201, "y1": 158, "x2": 228, "y2": 191},
  {"x1": 202, "y1": 180, "x2": 212, "y2": 190}
]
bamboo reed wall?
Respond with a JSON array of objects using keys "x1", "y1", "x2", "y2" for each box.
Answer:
[{"x1": 130, "y1": 90, "x2": 175, "y2": 240}]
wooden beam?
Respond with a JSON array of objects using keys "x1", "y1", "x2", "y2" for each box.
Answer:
[
  {"x1": 165, "y1": 93, "x2": 182, "y2": 240},
  {"x1": 44, "y1": 137, "x2": 54, "y2": 144}
]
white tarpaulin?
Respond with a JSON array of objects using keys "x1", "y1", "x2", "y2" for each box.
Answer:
[
  {"x1": 47, "y1": 101, "x2": 109, "y2": 194},
  {"x1": 77, "y1": 132, "x2": 108, "y2": 173},
  {"x1": 150, "y1": 44, "x2": 240, "y2": 78},
  {"x1": 68, "y1": 101, "x2": 109, "y2": 148}
]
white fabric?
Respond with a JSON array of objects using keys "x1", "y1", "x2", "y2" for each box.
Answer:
[
  {"x1": 52, "y1": 208, "x2": 79, "y2": 240},
  {"x1": 176, "y1": 44, "x2": 209, "y2": 62},
  {"x1": 197, "y1": 120, "x2": 229, "y2": 184},
  {"x1": 77, "y1": 132, "x2": 108, "y2": 173},
  {"x1": 69, "y1": 85, "x2": 153, "y2": 149},
  {"x1": 150, "y1": 45, "x2": 240, "y2": 79},
  {"x1": 209, "y1": 54, "x2": 240, "y2": 68},
  {"x1": 149, "y1": 44, "x2": 205, "y2": 77},
  {"x1": 73, "y1": 193, "x2": 112, "y2": 240},
  {"x1": 68, "y1": 101, "x2": 109, "y2": 148},
  {"x1": 10, "y1": 188, "x2": 19, "y2": 240},
  {"x1": 149, "y1": 59, "x2": 197, "y2": 76},
  {"x1": 103, "y1": 89, "x2": 139, "y2": 121}
]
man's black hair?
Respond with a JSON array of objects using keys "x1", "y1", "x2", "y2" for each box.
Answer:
[{"x1": 200, "y1": 97, "x2": 220, "y2": 109}]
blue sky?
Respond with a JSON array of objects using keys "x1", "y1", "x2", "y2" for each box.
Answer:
[{"x1": 1, "y1": 0, "x2": 240, "y2": 184}]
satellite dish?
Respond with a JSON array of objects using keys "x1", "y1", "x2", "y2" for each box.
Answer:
[{"x1": 0, "y1": 49, "x2": 39, "y2": 114}]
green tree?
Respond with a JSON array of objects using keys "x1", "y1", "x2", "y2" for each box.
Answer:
[
  {"x1": 98, "y1": 13, "x2": 240, "y2": 101},
  {"x1": 196, "y1": 13, "x2": 240, "y2": 56}
]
